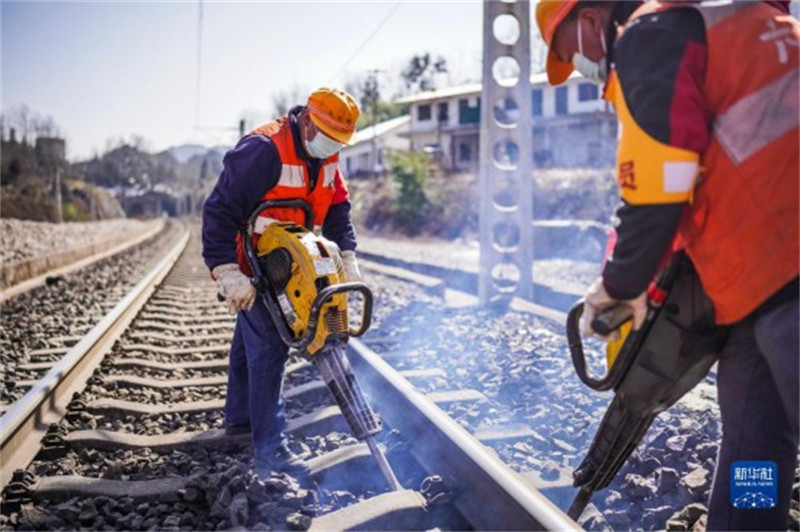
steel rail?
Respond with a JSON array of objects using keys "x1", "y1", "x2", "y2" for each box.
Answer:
[
  {"x1": 0, "y1": 223, "x2": 191, "y2": 490},
  {"x1": 0, "y1": 219, "x2": 166, "y2": 303},
  {"x1": 347, "y1": 338, "x2": 580, "y2": 531}
]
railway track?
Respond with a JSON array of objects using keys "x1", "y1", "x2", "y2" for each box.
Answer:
[
  {"x1": 0, "y1": 219, "x2": 186, "y2": 412},
  {"x1": 1, "y1": 224, "x2": 577, "y2": 530}
]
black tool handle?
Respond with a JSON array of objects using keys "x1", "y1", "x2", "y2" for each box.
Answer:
[
  {"x1": 591, "y1": 305, "x2": 633, "y2": 336},
  {"x1": 566, "y1": 302, "x2": 619, "y2": 391},
  {"x1": 247, "y1": 199, "x2": 314, "y2": 232}
]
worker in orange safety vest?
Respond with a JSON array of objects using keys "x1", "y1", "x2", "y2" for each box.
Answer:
[
  {"x1": 536, "y1": 1, "x2": 799, "y2": 529},
  {"x1": 202, "y1": 88, "x2": 362, "y2": 478}
]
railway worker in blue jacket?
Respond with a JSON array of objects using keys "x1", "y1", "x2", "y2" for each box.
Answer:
[{"x1": 202, "y1": 88, "x2": 362, "y2": 478}]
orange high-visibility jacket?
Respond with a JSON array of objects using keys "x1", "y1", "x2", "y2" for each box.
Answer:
[
  {"x1": 608, "y1": 1, "x2": 799, "y2": 324},
  {"x1": 234, "y1": 116, "x2": 344, "y2": 274}
]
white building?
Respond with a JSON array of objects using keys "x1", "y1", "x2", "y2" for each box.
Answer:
[
  {"x1": 340, "y1": 115, "x2": 411, "y2": 177},
  {"x1": 395, "y1": 72, "x2": 616, "y2": 172}
]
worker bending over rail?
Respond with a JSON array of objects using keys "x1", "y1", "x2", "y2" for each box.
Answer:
[
  {"x1": 536, "y1": 0, "x2": 799, "y2": 529},
  {"x1": 202, "y1": 88, "x2": 363, "y2": 478}
]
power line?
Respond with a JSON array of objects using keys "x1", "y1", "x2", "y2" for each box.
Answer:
[{"x1": 327, "y1": 0, "x2": 404, "y2": 84}]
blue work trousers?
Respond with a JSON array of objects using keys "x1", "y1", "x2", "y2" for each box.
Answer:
[
  {"x1": 225, "y1": 299, "x2": 290, "y2": 461},
  {"x1": 707, "y1": 299, "x2": 799, "y2": 531}
]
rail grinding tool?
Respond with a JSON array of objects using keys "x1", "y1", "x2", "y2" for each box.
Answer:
[
  {"x1": 240, "y1": 198, "x2": 401, "y2": 491},
  {"x1": 565, "y1": 250, "x2": 728, "y2": 520}
]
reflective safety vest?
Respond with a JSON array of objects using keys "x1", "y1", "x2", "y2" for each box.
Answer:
[
  {"x1": 607, "y1": 1, "x2": 799, "y2": 324},
  {"x1": 235, "y1": 116, "x2": 340, "y2": 274}
]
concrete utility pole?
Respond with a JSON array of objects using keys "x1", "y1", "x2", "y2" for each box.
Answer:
[{"x1": 478, "y1": 0, "x2": 534, "y2": 304}]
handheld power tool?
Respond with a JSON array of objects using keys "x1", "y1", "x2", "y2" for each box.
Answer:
[
  {"x1": 564, "y1": 251, "x2": 728, "y2": 519},
  {"x1": 242, "y1": 198, "x2": 401, "y2": 491}
]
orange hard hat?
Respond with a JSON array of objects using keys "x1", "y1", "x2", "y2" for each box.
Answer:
[
  {"x1": 306, "y1": 87, "x2": 360, "y2": 145},
  {"x1": 535, "y1": 0, "x2": 579, "y2": 85}
]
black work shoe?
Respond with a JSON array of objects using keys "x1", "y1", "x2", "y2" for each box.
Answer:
[
  {"x1": 224, "y1": 424, "x2": 251, "y2": 436},
  {"x1": 254, "y1": 445, "x2": 311, "y2": 478}
]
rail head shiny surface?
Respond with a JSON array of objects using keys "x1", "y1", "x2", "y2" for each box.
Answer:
[
  {"x1": 0, "y1": 223, "x2": 191, "y2": 490},
  {"x1": 347, "y1": 338, "x2": 580, "y2": 531}
]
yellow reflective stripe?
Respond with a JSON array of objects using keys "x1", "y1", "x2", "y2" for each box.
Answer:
[{"x1": 611, "y1": 73, "x2": 700, "y2": 206}]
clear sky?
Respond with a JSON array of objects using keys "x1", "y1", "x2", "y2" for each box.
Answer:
[{"x1": 2, "y1": 0, "x2": 487, "y2": 161}]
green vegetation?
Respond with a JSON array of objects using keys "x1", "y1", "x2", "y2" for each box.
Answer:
[
  {"x1": 388, "y1": 151, "x2": 435, "y2": 235},
  {"x1": 351, "y1": 151, "x2": 479, "y2": 239}
]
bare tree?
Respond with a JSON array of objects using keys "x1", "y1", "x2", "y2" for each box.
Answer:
[
  {"x1": 2, "y1": 106, "x2": 62, "y2": 143},
  {"x1": 238, "y1": 107, "x2": 269, "y2": 133},
  {"x1": 343, "y1": 76, "x2": 362, "y2": 104},
  {"x1": 104, "y1": 136, "x2": 125, "y2": 154},
  {"x1": 30, "y1": 116, "x2": 44, "y2": 138},
  {"x1": 31, "y1": 115, "x2": 60, "y2": 138},
  {"x1": 269, "y1": 83, "x2": 309, "y2": 117},
  {"x1": 42, "y1": 115, "x2": 60, "y2": 137},
  {"x1": 342, "y1": 70, "x2": 407, "y2": 130},
  {"x1": 400, "y1": 53, "x2": 448, "y2": 95},
  {"x1": 129, "y1": 134, "x2": 150, "y2": 152},
  {"x1": 17, "y1": 104, "x2": 31, "y2": 143},
  {"x1": 343, "y1": 71, "x2": 379, "y2": 123},
  {"x1": 2, "y1": 105, "x2": 25, "y2": 142}
]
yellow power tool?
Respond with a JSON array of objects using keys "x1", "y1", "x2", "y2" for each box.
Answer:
[{"x1": 242, "y1": 199, "x2": 401, "y2": 491}]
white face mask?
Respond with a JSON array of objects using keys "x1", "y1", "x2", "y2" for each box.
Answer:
[
  {"x1": 304, "y1": 130, "x2": 344, "y2": 159},
  {"x1": 573, "y1": 19, "x2": 607, "y2": 85}
]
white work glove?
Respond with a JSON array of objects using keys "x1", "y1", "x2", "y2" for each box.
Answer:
[
  {"x1": 212, "y1": 263, "x2": 256, "y2": 314},
  {"x1": 340, "y1": 250, "x2": 362, "y2": 283},
  {"x1": 580, "y1": 277, "x2": 648, "y2": 341}
]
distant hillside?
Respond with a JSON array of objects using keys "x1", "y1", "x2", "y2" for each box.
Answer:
[
  {"x1": 77, "y1": 143, "x2": 225, "y2": 191},
  {"x1": 165, "y1": 144, "x2": 208, "y2": 164},
  {"x1": 1, "y1": 136, "x2": 233, "y2": 221},
  {"x1": 71, "y1": 142, "x2": 226, "y2": 217},
  {"x1": 164, "y1": 144, "x2": 230, "y2": 164}
]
